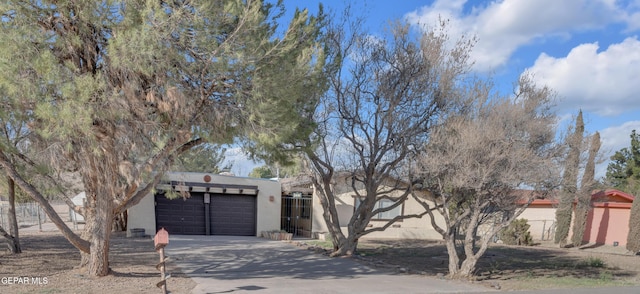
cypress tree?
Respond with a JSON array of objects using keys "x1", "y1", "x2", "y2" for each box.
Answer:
[
  {"x1": 571, "y1": 132, "x2": 600, "y2": 247},
  {"x1": 628, "y1": 187, "x2": 640, "y2": 253},
  {"x1": 555, "y1": 111, "x2": 583, "y2": 246}
]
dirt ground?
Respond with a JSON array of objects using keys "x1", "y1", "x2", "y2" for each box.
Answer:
[
  {"x1": 4, "y1": 225, "x2": 640, "y2": 293},
  {"x1": 355, "y1": 239, "x2": 640, "y2": 290},
  {"x1": 0, "y1": 229, "x2": 195, "y2": 294}
]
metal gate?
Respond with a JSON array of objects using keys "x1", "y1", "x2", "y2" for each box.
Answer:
[{"x1": 281, "y1": 195, "x2": 312, "y2": 238}]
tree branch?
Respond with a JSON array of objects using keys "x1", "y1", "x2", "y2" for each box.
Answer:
[
  {"x1": 116, "y1": 137, "x2": 204, "y2": 214},
  {"x1": 0, "y1": 150, "x2": 90, "y2": 253}
]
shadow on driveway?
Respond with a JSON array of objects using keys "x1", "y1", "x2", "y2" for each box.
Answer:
[
  {"x1": 166, "y1": 235, "x2": 376, "y2": 280},
  {"x1": 165, "y1": 235, "x2": 494, "y2": 294}
]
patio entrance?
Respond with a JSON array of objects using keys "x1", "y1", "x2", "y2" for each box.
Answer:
[{"x1": 281, "y1": 193, "x2": 312, "y2": 238}]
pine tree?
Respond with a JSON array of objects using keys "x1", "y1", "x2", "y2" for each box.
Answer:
[
  {"x1": 606, "y1": 130, "x2": 640, "y2": 190},
  {"x1": 0, "y1": 0, "x2": 327, "y2": 276}
]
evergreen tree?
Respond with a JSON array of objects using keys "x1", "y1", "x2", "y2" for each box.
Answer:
[
  {"x1": 628, "y1": 182, "x2": 640, "y2": 253},
  {"x1": 606, "y1": 130, "x2": 640, "y2": 190},
  {"x1": 571, "y1": 132, "x2": 601, "y2": 247},
  {"x1": 0, "y1": 0, "x2": 326, "y2": 276},
  {"x1": 555, "y1": 111, "x2": 584, "y2": 246},
  {"x1": 249, "y1": 165, "x2": 275, "y2": 178},
  {"x1": 171, "y1": 144, "x2": 228, "y2": 173}
]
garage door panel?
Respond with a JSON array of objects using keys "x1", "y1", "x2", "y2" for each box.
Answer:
[
  {"x1": 210, "y1": 194, "x2": 256, "y2": 236},
  {"x1": 155, "y1": 193, "x2": 206, "y2": 235}
]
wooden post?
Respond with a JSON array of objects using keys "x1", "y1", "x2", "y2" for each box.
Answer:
[
  {"x1": 37, "y1": 206, "x2": 42, "y2": 232},
  {"x1": 154, "y1": 228, "x2": 169, "y2": 294}
]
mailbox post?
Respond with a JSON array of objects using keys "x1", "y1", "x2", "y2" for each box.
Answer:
[{"x1": 154, "y1": 228, "x2": 169, "y2": 294}]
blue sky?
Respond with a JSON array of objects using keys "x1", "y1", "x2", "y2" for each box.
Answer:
[{"x1": 226, "y1": 0, "x2": 640, "y2": 180}]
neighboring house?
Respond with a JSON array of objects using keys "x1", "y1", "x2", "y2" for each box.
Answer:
[
  {"x1": 127, "y1": 172, "x2": 281, "y2": 237},
  {"x1": 69, "y1": 192, "x2": 86, "y2": 223},
  {"x1": 584, "y1": 189, "x2": 635, "y2": 246},
  {"x1": 517, "y1": 189, "x2": 635, "y2": 246},
  {"x1": 280, "y1": 174, "x2": 446, "y2": 240},
  {"x1": 125, "y1": 170, "x2": 636, "y2": 246},
  {"x1": 517, "y1": 195, "x2": 558, "y2": 241}
]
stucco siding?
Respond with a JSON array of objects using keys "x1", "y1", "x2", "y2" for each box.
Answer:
[
  {"x1": 518, "y1": 206, "x2": 557, "y2": 240},
  {"x1": 127, "y1": 190, "x2": 156, "y2": 237},
  {"x1": 584, "y1": 207, "x2": 631, "y2": 246},
  {"x1": 311, "y1": 187, "x2": 445, "y2": 240},
  {"x1": 127, "y1": 172, "x2": 281, "y2": 237}
]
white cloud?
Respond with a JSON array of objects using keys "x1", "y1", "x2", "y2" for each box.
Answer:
[
  {"x1": 599, "y1": 120, "x2": 640, "y2": 156},
  {"x1": 527, "y1": 37, "x2": 640, "y2": 116},
  {"x1": 594, "y1": 120, "x2": 640, "y2": 179},
  {"x1": 405, "y1": 0, "x2": 626, "y2": 71}
]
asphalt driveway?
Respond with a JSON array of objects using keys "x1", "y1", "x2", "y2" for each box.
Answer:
[{"x1": 164, "y1": 235, "x2": 493, "y2": 294}]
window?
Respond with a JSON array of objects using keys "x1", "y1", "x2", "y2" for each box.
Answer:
[{"x1": 354, "y1": 197, "x2": 403, "y2": 220}]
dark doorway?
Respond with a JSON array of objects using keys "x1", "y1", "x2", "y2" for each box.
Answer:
[{"x1": 281, "y1": 195, "x2": 312, "y2": 238}]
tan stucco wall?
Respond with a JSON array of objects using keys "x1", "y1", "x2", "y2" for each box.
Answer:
[
  {"x1": 518, "y1": 206, "x2": 557, "y2": 240},
  {"x1": 127, "y1": 172, "x2": 281, "y2": 237},
  {"x1": 127, "y1": 188, "x2": 156, "y2": 237},
  {"x1": 311, "y1": 188, "x2": 445, "y2": 240}
]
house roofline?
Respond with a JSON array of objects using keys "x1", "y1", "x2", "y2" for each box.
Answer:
[{"x1": 592, "y1": 189, "x2": 635, "y2": 203}]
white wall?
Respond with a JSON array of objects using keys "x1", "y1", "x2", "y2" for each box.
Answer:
[{"x1": 127, "y1": 172, "x2": 282, "y2": 237}]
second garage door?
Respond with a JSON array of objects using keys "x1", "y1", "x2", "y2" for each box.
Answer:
[{"x1": 210, "y1": 194, "x2": 256, "y2": 236}]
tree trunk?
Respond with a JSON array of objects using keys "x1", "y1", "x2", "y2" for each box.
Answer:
[
  {"x1": 0, "y1": 226, "x2": 21, "y2": 253},
  {"x1": 455, "y1": 257, "x2": 478, "y2": 279},
  {"x1": 331, "y1": 233, "x2": 359, "y2": 257},
  {"x1": 444, "y1": 234, "x2": 461, "y2": 277},
  {"x1": 6, "y1": 176, "x2": 21, "y2": 253},
  {"x1": 112, "y1": 211, "x2": 127, "y2": 232},
  {"x1": 80, "y1": 192, "x2": 114, "y2": 276}
]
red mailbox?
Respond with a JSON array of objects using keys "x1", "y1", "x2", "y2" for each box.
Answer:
[{"x1": 154, "y1": 228, "x2": 169, "y2": 250}]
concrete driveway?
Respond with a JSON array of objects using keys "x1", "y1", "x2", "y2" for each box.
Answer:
[{"x1": 164, "y1": 235, "x2": 493, "y2": 294}]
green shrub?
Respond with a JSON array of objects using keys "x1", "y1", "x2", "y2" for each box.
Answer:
[
  {"x1": 500, "y1": 218, "x2": 534, "y2": 246},
  {"x1": 577, "y1": 257, "x2": 606, "y2": 268}
]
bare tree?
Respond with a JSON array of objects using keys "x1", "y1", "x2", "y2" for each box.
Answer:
[
  {"x1": 415, "y1": 75, "x2": 561, "y2": 279},
  {"x1": 302, "y1": 16, "x2": 474, "y2": 256}
]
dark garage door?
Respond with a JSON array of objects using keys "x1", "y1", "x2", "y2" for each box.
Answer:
[
  {"x1": 211, "y1": 194, "x2": 256, "y2": 236},
  {"x1": 155, "y1": 192, "x2": 256, "y2": 236},
  {"x1": 155, "y1": 193, "x2": 206, "y2": 235}
]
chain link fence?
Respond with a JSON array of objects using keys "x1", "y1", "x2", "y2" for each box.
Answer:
[{"x1": 0, "y1": 202, "x2": 47, "y2": 229}]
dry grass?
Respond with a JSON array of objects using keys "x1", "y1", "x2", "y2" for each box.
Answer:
[
  {"x1": 0, "y1": 230, "x2": 195, "y2": 294},
  {"x1": 353, "y1": 239, "x2": 640, "y2": 290}
]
